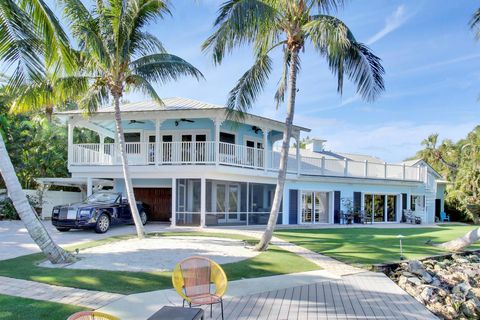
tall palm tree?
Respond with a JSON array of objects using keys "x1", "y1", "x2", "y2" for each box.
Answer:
[
  {"x1": 470, "y1": 8, "x2": 480, "y2": 40},
  {"x1": 203, "y1": 0, "x2": 385, "y2": 250},
  {"x1": 0, "y1": 0, "x2": 75, "y2": 264},
  {"x1": 60, "y1": 0, "x2": 203, "y2": 238}
]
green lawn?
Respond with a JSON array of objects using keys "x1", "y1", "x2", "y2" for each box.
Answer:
[
  {"x1": 0, "y1": 232, "x2": 318, "y2": 294},
  {"x1": 0, "y1": 294, "x2": 88, "y2": 320},
  {"x1": 275, "y1": 224, "x2": 480, "y2": 267}
]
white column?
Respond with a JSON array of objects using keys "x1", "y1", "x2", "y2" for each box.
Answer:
[
  {"x1": 364, "y1": 160, "x2": 368, "y2": 177},
  {"x1": 384, "y1": 162, "x2": 388, "y2": 179},
  {"x1": 281, "y1": 187, "x2": 289, "y2": 225},
  {"x1": 295, "y1": 136, "x2": 301, "y2": 175},
  {"x1": 171, "y1": 178, "x2": 176, "y2": 227},
  {"x1": 155, "y1": 119, "x2": 161, "y2": 166},
  {"x1": 214, "y1": 119, "x2": 221, "y2": 166},
  {"x1": 200, "y1": 177, "x2": 206, "y2": 227},
  {"x1": 402, "y1": 163, "x2": 406, "y2": 180},
  {"x1": 99, "y1": 134, "x2": 105, "y2": 164},
  {"x1": 344, "y1": 158, "x2": 349, "y2": 176},
  {"x1": 263, "y1": 128, "x2": 270, "y2": 172},
  {"x1": 67, "y1": 122, "x2": 74, "y2": 166},
  {"x1": 86, "y1": 177, "x2": 93, "y2": 196}
]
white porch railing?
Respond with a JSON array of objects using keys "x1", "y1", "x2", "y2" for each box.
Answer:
[{"x1": 71, "y1": 142, "x2": 425, "y2": 182}]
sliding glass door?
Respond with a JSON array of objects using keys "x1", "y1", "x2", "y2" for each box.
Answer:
[
  {"x1": 364, "y1": 193, "x2": 398, "y2": 223},
  {"x1": 301, "y1": 191, "x2": 330, "y2": 224}
]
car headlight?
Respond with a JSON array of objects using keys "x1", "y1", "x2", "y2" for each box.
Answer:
[{"x1": 79, "y1": 209, "x2": 91, "y2": 218}]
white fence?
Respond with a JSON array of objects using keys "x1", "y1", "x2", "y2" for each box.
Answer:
[{"x1": 71, "y1": 142, "x2": 425, "y2": 182}]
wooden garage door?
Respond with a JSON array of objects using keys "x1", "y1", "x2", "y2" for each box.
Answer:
[{"x1": 134, "y1": 188, "x2": 172, "y2": 221}]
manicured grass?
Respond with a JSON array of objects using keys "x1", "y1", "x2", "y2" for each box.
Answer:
[
  {"x1": 275, "y1": 225, "x2": 480, "y2": 267},
  {"x1": 0, "y1": 294, "x2": 88, "y2": 320},
  {"x1": 0, "y1": 232, "x2": 319, "y2": 294}
]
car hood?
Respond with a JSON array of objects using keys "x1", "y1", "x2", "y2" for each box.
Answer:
[{"x1": 56, "y1": 202, "x2": 116, "y2": 210}]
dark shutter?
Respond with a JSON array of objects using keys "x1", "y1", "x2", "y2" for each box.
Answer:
[
  {"x1": 334, "y1": 191, "x2": 341, "y2": 224},
  {"x1": 289, "y1": 190, "x2": 298, "y2": 224},
  {"x1": 353, "y1": 192, "x2": 361, "y2": 212},
  {"x1": 401, "y1": 193, "x2": 407, "y2": 222}
]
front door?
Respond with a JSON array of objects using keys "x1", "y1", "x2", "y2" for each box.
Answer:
[{"x1": 215, "y1": 183, "x2": 241, "y2": 223}]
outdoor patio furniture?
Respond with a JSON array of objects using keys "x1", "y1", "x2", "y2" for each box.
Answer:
[
  {"x1": 440, "y1": 211, "x2": 451, "y2": 222},
  {"x1": 172, "y1": 256, "x2": 227, "y2": 320},
  {"x1": 147, "y1": 306, "x2": 204, "y2": 320},
  {"x1": 67, "y1": 311, "x2": 119, "y2": 320}
]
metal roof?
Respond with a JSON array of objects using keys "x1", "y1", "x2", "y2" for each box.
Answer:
[{"x1": 57, "y1": 97, "x2": 311, "y2": 132}]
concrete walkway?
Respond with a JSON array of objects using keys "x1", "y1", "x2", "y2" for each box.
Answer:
[{"x1": 0, "y1": 276, "x2": 123, "y2": 309}]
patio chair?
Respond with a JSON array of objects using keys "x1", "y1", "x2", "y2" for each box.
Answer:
[
  {"x1": 440, "y1": 211, "x2": 451, "y2": 222},
  {"x1": 67, "y1": 311, "x2": 119, "y2": 320},
  {"x1": 172, "y1": 256, "x2": 227, "y2": 320}
]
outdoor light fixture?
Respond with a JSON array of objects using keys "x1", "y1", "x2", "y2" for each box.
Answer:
[{"x1": 397, "y1": 234, "x2": 405, "y2": 260}]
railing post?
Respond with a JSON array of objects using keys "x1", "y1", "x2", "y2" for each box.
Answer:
[
  {"x1": 295, "y1": 136, "x2": 301, "y2": 176},
  {"x1": 364, "y1": 160, "x2": 368, "y2": 177},
  {"x1": 402, "y1": 163, "x2": 406, "y2": 180},
  {"x1": 67, "y1": 122, "x2": 74, "y2": 166},
  {"x1": 321, "y1": 156, "x2": 325, "y2": 175},
  {"x1": 344, "y1": 158, "x2": 348, "y2": 176},
  {"x1": 263, "y1": 128, "x2": 269, "y2": 172},
  {"x1": 214, "y1": 119, "x2": 221, "y2": 166},
  {"x1": 171, "y1": 178, "x2": 176, "y2": 227},
  {"x1": 155, "y1": 119, "x2": 161, "y2": 166}
]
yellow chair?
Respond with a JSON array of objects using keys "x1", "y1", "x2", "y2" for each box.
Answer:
[
  {"x1": 67, "y1": 311, "x2": 119, "y2": 320},
  {"x1": 172, "y1": 256, "x2": 228, "y2": 320}
]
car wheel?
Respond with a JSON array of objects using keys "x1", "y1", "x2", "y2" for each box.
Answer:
[
  {"x1": 95, "y1": 214, "x2": 110, "y2": 233},
  {"x1": 56, "y1": 227, "x2": 70, "y2": 232},
  {"x1": 140, "y1": 210, "x2": 148, "y2": 225}
]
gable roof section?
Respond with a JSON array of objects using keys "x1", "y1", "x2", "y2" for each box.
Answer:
[{"x1": 401, "y1": 158, "x2": 443, "y2": 179}]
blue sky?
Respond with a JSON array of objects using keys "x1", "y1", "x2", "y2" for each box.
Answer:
[{"x1": 60, "y1": 1, "x2": 480, "y2": 162}]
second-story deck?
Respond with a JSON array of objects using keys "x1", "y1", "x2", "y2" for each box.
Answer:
[{"x1": 70, "y1": 141, "x2": 426, "y2": 182}]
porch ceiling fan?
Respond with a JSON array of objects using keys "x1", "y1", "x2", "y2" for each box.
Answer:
[
  {"x1": 129, "y1": 120, "x2": 145, "y2": 124},
  {"x1": 175, "y1": 118, "x2": 195, "y2": 126}
]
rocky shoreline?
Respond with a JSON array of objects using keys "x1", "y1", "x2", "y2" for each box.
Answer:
[{"x1": 388, "y1": 252, "x2": 480, "y2": 319}]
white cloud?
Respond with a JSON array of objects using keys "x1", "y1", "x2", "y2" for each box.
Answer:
[{"x1": 367, "y1": 5, "x2": 410, "y2": 45}]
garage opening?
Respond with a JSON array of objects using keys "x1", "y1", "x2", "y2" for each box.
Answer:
[{"x1": 134, "y1": 188, "x2": 172, "y2": 222}]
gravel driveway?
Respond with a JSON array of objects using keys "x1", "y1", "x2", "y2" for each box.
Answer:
[{"x1": 0, "y1": 220, "x2": 171, "y2": 261}]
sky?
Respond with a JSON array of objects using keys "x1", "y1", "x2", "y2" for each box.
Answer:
[{"x1": 53, "y1": 0, "x2": 480, "y2": 162}]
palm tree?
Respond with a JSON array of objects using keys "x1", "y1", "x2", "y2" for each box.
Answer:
[
  {"x1": 470, "y1": 8, "x2": 480, "y2": 40},
  {"x1": 0, "y1": 0, "x2": 75, "y2": 264},
  {"x1": 60, "y1": 0, "x2": 203, "y2": 238},
  {"x1": 203, "y1": 0, "x2": 385, "y2": 250}
]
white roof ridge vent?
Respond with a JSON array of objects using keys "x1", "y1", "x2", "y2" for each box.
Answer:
[{"x1": 306, "y1": 138, "x2": 327, "y2": 153}]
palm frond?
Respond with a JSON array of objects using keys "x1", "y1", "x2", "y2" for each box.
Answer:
[
  {"x1": 305, "y1": 14, "x2": 384, "y2": 101},
  {"x1": 274, "y1": 47, "x2": 301, "y2": 109},
  {"x1": 19, "y1": 0, "x2": 76, "y2": 73},
  {"x1": 305, "y1": 0, "x2": 344, "y2": 13},
  {"x1": 202, "y1": 0, "x2": 277, "y2": 65},
  {"x1": 130, "y1": 31, "x2": 166, "y2": 57},
  {"x1": 78, "y1": 82, "x2": 110, "y2": 114},
  {"x1": 226, "y1": 54, "x2": 272, "y2": 120},
  {"x1": 126, "y1": 74, "x2": 163, "y2": 104},
  {"x1": 130, "y1": 53, "x2": 204, "y2": 84},
  {"x1": 0, "y1": 0, "x2": 44, "y2": 85},
  {"x1": 470, "y1": 8, "x2": 480, "y2": 40}
]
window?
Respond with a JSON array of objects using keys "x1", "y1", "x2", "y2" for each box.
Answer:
[
  {"x1": 374, "y1": 195, "x2": 385, "y2": 222},
  {"x1": 124, "y1": 132, "x2": 141, "y2": 142},
  {"x1": 301, "y1": 191, "x2": 329, "y2": 224},
  {"x1": 220, "y1": 132, "x2": 235, "y2": 144}
]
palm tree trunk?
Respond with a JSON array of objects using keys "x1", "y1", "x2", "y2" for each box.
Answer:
[
  {"x1": 255, "y1": 47, "x2": 300, "y2": 251},
  {"x1": 434, "y1": 227, "x2": 480, "y2": 251},
  {"x1": 0, "y1": 132, "x2": 74, "y2": 263},
  {"x1": 113, "y1": 94, "x2": 145, "y2": 239}
]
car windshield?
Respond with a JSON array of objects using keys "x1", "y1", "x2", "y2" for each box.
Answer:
[{"x1": 86, "y1": 192, "x2": 119, "y2": 204}]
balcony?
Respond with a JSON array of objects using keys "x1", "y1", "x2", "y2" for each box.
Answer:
[{"x1": 70, "y1": 142, "x2": 425, "y2": 182}]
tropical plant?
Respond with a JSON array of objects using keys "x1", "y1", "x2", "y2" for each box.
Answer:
[
  {"x1": 0, "y1": 0, "x2": 75, "y2": 264},
  {"x1": 470, "y1": 8, "x2": 480, "y2": 40},
  {"x1": 59, "y1": 0, "x2": 203, "y2": 238},
  {"x1": 203, "y1": 0, "x2": 385, "y2": 250}
]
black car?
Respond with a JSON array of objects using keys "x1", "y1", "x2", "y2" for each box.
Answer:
[{"x1": 51, "y1": 191, "x2": 148, "y2": 233}]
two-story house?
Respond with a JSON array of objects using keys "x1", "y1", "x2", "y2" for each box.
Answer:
[{"x1": 58, "y1": 97, "x2": 446, "y2": 227}]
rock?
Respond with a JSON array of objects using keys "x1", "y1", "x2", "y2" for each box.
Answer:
[
  {"x1": 468, "y1": 288, "x2": 480, "y2": 300},
  {"x1": 408, "y1": 260, "x2": 425, "y2": 274},
  {"x1": 420, "y1": 287, "x2": 434, "y2": 302},
  {"x1": 420, "y1": 272, "x2": 433, "y2": 284},
  {"x1": 407, "y1": 277, "x2": 422, "y2": 286},
  {"x1": 402, "y1": 271, "x2": 414, "y2": 277},
  {"x1": 453, "y1": 282, "x2": 471, "y2": 298},
  {"x1": 431, "y1": 277, "x2": 441, "y2": 287},
  {"x1": 460, "y1": 300, "x2": 478, "y2": 318},
  {"x1": 467, "y1": 254, "x2": 480, "y2": 263}
]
